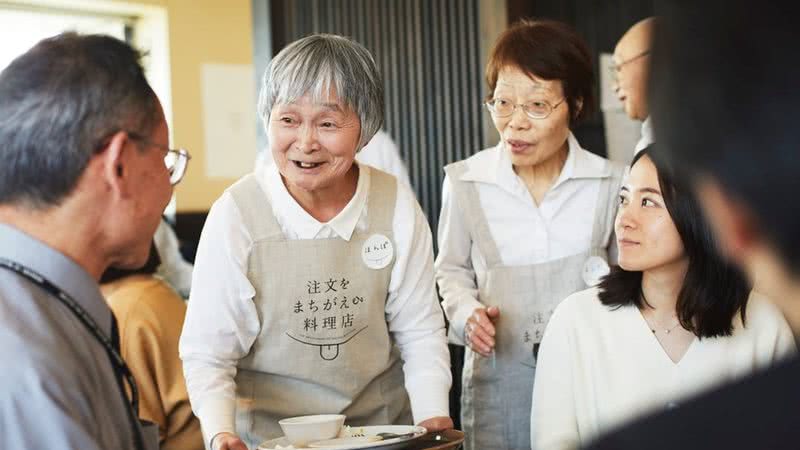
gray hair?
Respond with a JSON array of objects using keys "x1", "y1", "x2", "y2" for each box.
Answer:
[
  {"x1": 0, "y1": 32, "x2": 160, "y2": 209},
  {"x1": 258, "y1": 34, "x2": 384, "y2": 150}
]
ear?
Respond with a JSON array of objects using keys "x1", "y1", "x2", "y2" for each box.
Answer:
[
  {"x1": 696, "y1": 178, "x2": 760, "y2": 268},
  {"x1": 97, "y1": 131, "x2": 132, "y2": 198},
  {"x1": 573, "y1": 97, "x2": 584, "y2": 120}
]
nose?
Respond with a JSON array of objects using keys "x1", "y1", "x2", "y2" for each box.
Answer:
[
  {"x1": 296, "y1": 123, "x2": 320, "y2": 153},
  {"x1": 506, "y1": 105, "x2": 531, "y2": 130},
  {"x1": 615, "y1": 203, "x2": 637, "y2": 232}
]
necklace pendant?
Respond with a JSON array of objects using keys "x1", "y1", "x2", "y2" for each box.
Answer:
[{"x1": 665, "y1": 329, "x2": 671, "y2": 334}]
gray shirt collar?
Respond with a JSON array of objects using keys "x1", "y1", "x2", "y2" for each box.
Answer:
[{"x1": 0, "y1": 223, "x2": 112, "y2": 334}]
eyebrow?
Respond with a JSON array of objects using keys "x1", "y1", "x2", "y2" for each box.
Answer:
[
  {"x1": 619, "y1": 186, "x2": 662, "y2": 195},
  {"x1": 320, "y1": 103, "x2": 343, "y2": 112}
]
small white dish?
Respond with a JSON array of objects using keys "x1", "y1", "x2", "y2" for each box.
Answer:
[{"x1": 278, "y1": 414, "x2": 346, "y2": 447}]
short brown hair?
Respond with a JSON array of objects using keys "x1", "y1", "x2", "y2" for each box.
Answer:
[{"x1": 486, "y1": 19, "x2": 595, "y2": 125}]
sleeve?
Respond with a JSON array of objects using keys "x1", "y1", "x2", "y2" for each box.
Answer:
[
  {"x1": 385, "y1": 184, "x2": 452, "y2": 423},
  {"x1": 179, "y1": 192, "x2": 261, "y2": 446},
  {"x1": 0, "y1": 358, "x2": 104, "y2": 449},
  {"x1": 530, "y1": 298, "x2": 580, "y2": 450},
  {"x1": 433, "y1": 174, "x2": 484, "y2": 346},
  {"x1": 120, "y1": 281, "x2": 203, "y2": 450}
]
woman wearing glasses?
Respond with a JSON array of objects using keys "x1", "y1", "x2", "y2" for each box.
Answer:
[
  {"x1": 530, "y1": 148, "x2": 794, "y2": 449},
  {"x1": 181, "y1": 35, "x2": 452, "y2": 450},
  {"x1": 434, "y1": 20, "x2": 622, "y2": 450}
]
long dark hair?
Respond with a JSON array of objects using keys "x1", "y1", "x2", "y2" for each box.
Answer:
[{"x1": 598, "y1": 146, "x2": 751, "y2": 338}]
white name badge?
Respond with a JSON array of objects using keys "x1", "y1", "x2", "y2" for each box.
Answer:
[
  {"x1": 362, "y1": 234, "x2": 394, "y2": 270},
  {"x1": 582, "y1": 255, "x2": 610, "y2": 287}
]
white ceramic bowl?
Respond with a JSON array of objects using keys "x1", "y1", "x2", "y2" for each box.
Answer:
[{"x1": 278, "y1": 414, "x2": 346, "y2": 447}]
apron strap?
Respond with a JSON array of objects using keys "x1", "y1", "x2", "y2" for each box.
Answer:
[
  {"x1": 589, "y1": 162, "x2": 625, "y2": 250},
  {"x1": 228, "y1": 173, "x2": 285, "y2": 242},
  {"x1": 443, "y1": 161, "x2": 504, "y2": 269},
  {"x1": 364, "y1": 166, "x2": 398, "y2": 233}
]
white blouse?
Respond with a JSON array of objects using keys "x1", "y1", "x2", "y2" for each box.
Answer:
[
  {"x1": 435, "y1": 133, "x2": 617, "y2": 346},
  {"x1": 180, "y1": 163, "x2": 451, "y2": 445},
  {"x1": 531, "y1": 287, "x2": 796, "y2": 450}
]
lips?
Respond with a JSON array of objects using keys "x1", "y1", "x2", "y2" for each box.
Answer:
[
  {"x1": 617, "y1": 237, "x2": 640, "y2": 247},
  {"x1": 291, "y1": 160, "x2": 324, "y2": 170},
  {"x1": 506, "y1": 139, "x2": 533, "y2": 154}
]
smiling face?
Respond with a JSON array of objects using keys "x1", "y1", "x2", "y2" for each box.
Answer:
[
  {"x1": 268, "y1": 92, "x2": 361, "y2": 196},
  {"x1": 491, "y1": 66, "x2": 574, "y2": 168},
  {"x1": 615, "y1": 155, "x2": 686, "y2": 272}
]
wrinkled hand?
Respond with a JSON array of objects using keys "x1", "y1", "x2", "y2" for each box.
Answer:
[
  {"x1": 212, "y1": 432, "x2": 249, "y2": 450},
  {"x1": 464, "y1": 306, "x2": 500, "y2": 357},
  {"x1": 417, "y1": 416, "x2": 454, "y2": 432}
]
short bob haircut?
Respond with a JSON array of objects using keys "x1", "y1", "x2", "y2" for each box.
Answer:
[
  {"x1": 599, "y1": 146, "x2": 751, "y2": 338},
  {"x1": 258, "y1": 34, "x2": 384, "y2": 150},
  {"x1": 485, "y1": 19, "x2": 595, "y2": 126},
  {"x1": 0, "y1": 32, "x2": 159, "y2": 209}
]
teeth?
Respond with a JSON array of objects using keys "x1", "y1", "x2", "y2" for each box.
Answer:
[{"x1": 297, "y1": 162, "x2": 319, "y2": 168}]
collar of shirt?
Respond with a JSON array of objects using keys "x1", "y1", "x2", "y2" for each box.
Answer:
[
  {"x1": 635, "y1": 116, "x2": 654, "y2": 154},
  {"x1": 0, "y1": 223, "x2": 112, "y2": 335},
  {"x1": 458, "y1": 132, "x2": 613, "y2": 195},
  {"x1": 260, "y1": 162, "x2": 370, "y2": 241}
]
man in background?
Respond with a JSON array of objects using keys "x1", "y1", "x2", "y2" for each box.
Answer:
[{"x1": 612, "y1": 17, "x2": 655, "y2": 155}]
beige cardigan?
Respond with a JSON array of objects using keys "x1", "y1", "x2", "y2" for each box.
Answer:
[{"x1": 102, "y1": 275, "x2": 203, "y2": 450}]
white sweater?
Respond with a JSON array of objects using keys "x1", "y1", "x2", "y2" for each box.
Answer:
[{"x1": 531, "y1": 287, "x2": 796, "y2": 450}]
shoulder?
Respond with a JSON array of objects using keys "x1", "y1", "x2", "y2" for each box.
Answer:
[
  {"x1": 454, "y1": 146, "x2": 501, "y2": 170},
  {"x1": 107, "y1": 277, "x2": 186, "y2": 330},
  {"x1": 549, "y1": 286, "x2": 611, "y2": 330},
  {"x1": 738, "y1": 291, "x2": 792, "y2": 335}
]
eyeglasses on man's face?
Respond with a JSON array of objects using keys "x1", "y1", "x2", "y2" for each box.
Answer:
[
  {"x1": 485, "y1": 97, "x2": 566, "y2": 120},
  {"x1": 127, "y1": 132, "x2": 191, "y2": 186},
  {"x1": 609, "y1": 50, "x2": 651, "y2": 77}
]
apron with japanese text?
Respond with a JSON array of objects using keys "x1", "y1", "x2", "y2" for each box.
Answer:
[
  {"x1": 445, "y1": 161, "x2": 622, "y2": 450},
  {"x1": 228, "y1": 169, "x2": 412, "y2": 448}
]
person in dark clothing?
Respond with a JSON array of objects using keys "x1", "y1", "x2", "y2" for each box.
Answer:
[{"x1": 587, "y1": 1, "x2": 800, "y2": 449}]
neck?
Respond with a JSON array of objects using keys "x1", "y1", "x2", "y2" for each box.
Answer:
[
  {"x1": 0, "y1": 201, "x2": 108, "y2": 280},
  {"x1": 640, "y1": 257, "x2": 689, "y2": 319},
  {"x1": 284, "y1": 165, "x2": 359, "y2": 223},
  {"x1": 514, "y1": 142, "x2": 569, "y2": 198}
]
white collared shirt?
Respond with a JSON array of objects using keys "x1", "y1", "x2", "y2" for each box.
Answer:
[
  {"x1": 180, "y1": 163, "x2": 451, "y2": 445},
  {"x1": 434, "y1": 133, "x2": 618, "y2": 346},
  {"x1": 635, "y1": 116, "x2": 654, "y2": 154}
]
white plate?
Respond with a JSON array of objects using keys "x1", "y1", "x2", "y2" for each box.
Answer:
[{"x1": 258, "y1": 425, "x2": 427, "y2": 450}]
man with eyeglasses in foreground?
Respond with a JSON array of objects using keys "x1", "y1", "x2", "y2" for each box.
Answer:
[
  {"x1": 612, "y1": 17, "x2": 655, "y2": 155},
  {"x1": 0, "y1": 32, "x2": 189, "y2": 449}
]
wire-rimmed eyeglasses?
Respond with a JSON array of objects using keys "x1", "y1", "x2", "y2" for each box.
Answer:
[
  {"x1": 609, "y1": 50, "x2": 651, "y2": 76},
  {"x1": 127, "y1": 132, "x2": 191, "y2": 185},
  {"x1": 485, "y1": 97, "x2": 566, "y2": 120}
]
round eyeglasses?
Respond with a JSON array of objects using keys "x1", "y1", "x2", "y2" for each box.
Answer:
[
  {"x1": 127, "y1": 132, "x2": 191, "y2": 185},
  {"x1": 485, "y1": 97, "x2": 566, "y2": 120}
]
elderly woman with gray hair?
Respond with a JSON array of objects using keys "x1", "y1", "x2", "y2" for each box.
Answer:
[{"x1": 180, "y1": 34, "x2": 453, "y2": 450}]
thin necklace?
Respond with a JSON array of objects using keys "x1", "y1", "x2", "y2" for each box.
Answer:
[{"x1": 640, "y1": 290, "x2": 682, "y2": 334}]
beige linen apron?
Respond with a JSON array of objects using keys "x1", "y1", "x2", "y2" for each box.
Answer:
[
  {"x1": 445, "y1": 161, "x2": 622, "y2": 450},
  {"x1": 227, "y1": 169, "x2": 412, "y2": 448}
]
